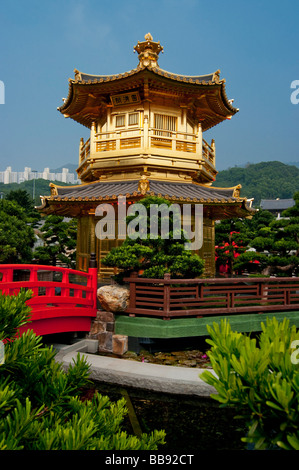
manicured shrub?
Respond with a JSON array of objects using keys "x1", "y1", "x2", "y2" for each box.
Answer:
[
  {"x1": 200, "y1": 317, "x2": 299, "y2": 450},
  {"x1": 102, "y1": 196, "x2": 204, "y2": 282}
]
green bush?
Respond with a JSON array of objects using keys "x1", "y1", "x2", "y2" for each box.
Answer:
[
  {"x1": 102, "y1": 196, "x2": 204, "y2": 282},
  {"x1": 200, "y1": 317, "x2": 299, "y2": 450},
  {"x1": 0, "y1": 290, "x2": 166, "y2": 450}
]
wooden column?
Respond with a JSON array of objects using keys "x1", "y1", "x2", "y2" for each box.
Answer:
[
  {"x1": 90, "y1": 122, "x2": 96, "y2": 155},
  {"x1": 196, "y1": 123, "x2": 202, "y2": 157}
]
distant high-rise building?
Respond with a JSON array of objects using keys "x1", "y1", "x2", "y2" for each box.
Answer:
[{"x1": 0, "y1": 166, "x2": 79, "y2": 184}]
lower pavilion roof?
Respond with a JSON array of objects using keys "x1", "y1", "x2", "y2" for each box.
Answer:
[
  {"x1": 38, "y1": 180, "x2": 254, "y2": 220},
  {"x1": 260, "y1": 198, "x2": 295, "y2": 211}
]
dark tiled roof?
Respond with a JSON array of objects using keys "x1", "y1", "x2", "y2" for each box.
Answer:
[
  {"x1": 59, "y1": 66, "x2": 238, "y2": 116},
  {"x1": 49, "y1": 180, "x2": 242, "y2": 203},
  {"x1": 58, "y1": 65, "x2": 238, "y2": 132},
  {"x1": 260, "y1": 199, "x2": 295, "y2": 210},
  {"x1": 78, "y1": 67, "x2": 217, "y2": 85}
]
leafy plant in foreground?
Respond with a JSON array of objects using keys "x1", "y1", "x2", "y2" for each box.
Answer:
[
  {"x1": 0, "y1": 290, "x2": 166, "y2": 450},
  {"x1": 200, "y1": 317, "x2": 299, "y2": 450}
]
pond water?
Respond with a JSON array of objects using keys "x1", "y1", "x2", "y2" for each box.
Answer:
[
  {"x1": 46, "y1": 332, "x2": 248, "y2": 450},
  {"x1": 91, "y1": 382, "x2": 248, "y2": 451}
]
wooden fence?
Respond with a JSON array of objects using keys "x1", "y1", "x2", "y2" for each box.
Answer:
[{"x1": 123, "y1": 273, "x2": 299, "y2": 319}]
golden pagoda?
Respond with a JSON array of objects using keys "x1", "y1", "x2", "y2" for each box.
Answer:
[{"x1": 39, "y1": 34, "x2": 253, "y2": 279}]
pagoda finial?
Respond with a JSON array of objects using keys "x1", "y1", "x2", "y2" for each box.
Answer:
[
  {"x1": 134, "y1": 33, "x2": 163, "y2": 68},
  {"x1": 144, "y1": 32, "x2": 153, "y2": 41}
]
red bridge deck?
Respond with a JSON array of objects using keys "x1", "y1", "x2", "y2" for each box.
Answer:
[{"x1": 0, "y1": 264, "x2": 98, "y2": 336}]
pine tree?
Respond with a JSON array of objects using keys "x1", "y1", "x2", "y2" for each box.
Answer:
[
  {"x1": 234, "y1": 193, "x2": 299, "y2": 276},
  {"x1": 102, "y1": 196, "x2": 204, "y2": 282},
  {"x1": 33, "y1": 215, "x2": 77, "y2": 268},
  {"x1": 0, "y1": 199, "x2": 35, "y2": 263},
  {"x1": 215, "y1": 194, "x2": 299, "y2": 277}
]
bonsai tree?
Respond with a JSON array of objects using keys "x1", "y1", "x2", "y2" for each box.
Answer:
[
  {"x1": 0, "y1": 290, "x2": 166, "y2": 450},
  {"x1": 215, "y1": 210, "x2": 275, "y2": 276},
  {"x1": 200, "y1": 317, "x2": 299, "y2": 450},
  {"x1": 5, "y1": 188, "x2": 41, "y2": 227},
  {"x1": 234, "y1": 195, "x2": 299, "y2": 276},
  {"x1": 215, "y1": 196, "x2": 299, "y2": 277},
  {"x1": 101, "y1": 196, "x2": 204, "y2": 282},
  {"x1": 33, "y1": 215, "x2": 77, "y2": 268},
  {"x1": 250, "y1": 191, "x2": 299, "y2": 276}
]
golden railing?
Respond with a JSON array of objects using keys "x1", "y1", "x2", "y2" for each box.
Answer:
[
  {"x1": 149, "y1": 128, "x2": 197, "y2": 153},
  {"x1": 79, "y1": 138, "x2": 90, "y2": 163},
  {"x1": 202, "y1": 139, "x2": 215, "y2": 165},
  {"x1": 78, "y1": 128, "x2": 215, "y2": 166}
]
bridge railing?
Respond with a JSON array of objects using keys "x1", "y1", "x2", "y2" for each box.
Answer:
[
  {"x1": 0, "y1": 262, "x2": 98, "y2": 336},
  {"x1": 123, "y1": 273, "x2": 299, "y2": 320}
]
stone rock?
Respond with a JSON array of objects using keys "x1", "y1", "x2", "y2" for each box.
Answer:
[
  {"x1": 98, "y1": 331, "x2": 113, "y2": 351},
  {"x1": 179, "y1": 359, "x2": 197, "y2": 367},
  {"x1": 97, "y1": 311, "x2": 115, "y2": 322},
  {"x1": 123, "y1": 351, "x2": 138, "y2": 359},
  {"x1": 112, "y1": 335, "x2": 128, "y2": 356},
  {"x1": 97, "y1": 285, "x2": 129, "y2": 313},
  {"x1": 89, "y1": 321, "x2": 105, "y2": 336}
]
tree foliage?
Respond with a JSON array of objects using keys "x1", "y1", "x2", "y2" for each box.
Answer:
[
  {"x1": 200, "y1": 317, "x2": 299, "y2": 450},
  {"x1": 5, "y1": 189, "x2": 41, "y2": 225},
  {"x1": 0, "y1": 191, "x2": 77, "y2": 267},
  {"x1": 0, "y1": 179, "x2": 72, "y2": 206},
  {"x1": 102, "y1": 196, "x2": 204, "y2": 281},
  {"x1": 215, "y1": 192, "x2": 299, "y2": 276},
  {"x1": 33, "y1": 215, "x2": 77, "y2": 267},
  {"x1": 0, "y1": 199, "x2": 35, "y2": 263},
  {"x1": 0, "y1": 291, "x2": 166, "y2": 450}
]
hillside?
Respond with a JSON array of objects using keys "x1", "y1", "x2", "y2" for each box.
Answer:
[
  {"x1": 0, "y1": 179, "x2": 72, "y2": 205},
  {"x1": 1, "y1": 161, "x2": 298, "y2": 208},
  {"x1": 213, "y1": 161, "x2": 299, "y2": 206},
  {"x1": 50, "y1": 163, "x2": 78, "y2": 173}
]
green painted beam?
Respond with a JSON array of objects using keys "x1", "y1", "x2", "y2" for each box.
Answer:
[{"x1": 115, "y1": 311, "x2": 299, "y2": 339}]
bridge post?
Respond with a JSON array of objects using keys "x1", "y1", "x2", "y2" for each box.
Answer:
[{"x1": 88, "y1": 253, "x2": 98, "y2": 312}]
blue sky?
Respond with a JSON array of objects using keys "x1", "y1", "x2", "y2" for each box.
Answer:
[{"x1": 0, "y1": 0, "x2": 299, "y2": 173}]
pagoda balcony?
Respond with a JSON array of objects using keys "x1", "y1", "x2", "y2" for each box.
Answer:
[{"x1": 77, "y1": 126, "x2": 216, "y2": 183}]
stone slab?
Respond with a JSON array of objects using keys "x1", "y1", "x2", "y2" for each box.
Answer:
[
  {"x1": 53, "y1": 339, "x2": 98, "y2": 362},
  {"x1": 59, "y1": 350, "x2": 216, "y2": 397}
]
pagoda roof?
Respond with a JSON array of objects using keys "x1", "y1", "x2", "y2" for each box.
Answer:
[
  {"x1": 74, "y1": 67, "x2": 218, "y2": 87},
  {"x1": 58, "y1": 34, "x2": 238, "y2": 131},
  {"x1": 260, "y1": 198, "x2": 295, "y2": 211},
  {"x1": 38, "y1": 179, "x2": 254, "y2": 220}
]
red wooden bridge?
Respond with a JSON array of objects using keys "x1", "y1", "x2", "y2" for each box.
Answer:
[
  {"x1": 0, "y1": 263, "x2": 98, "y2": 336},
  {"x1": 1, "y1": 262, "x2": 299, "y2": 338}
]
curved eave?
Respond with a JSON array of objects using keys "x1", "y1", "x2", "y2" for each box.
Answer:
[
  {"x1": 58, "y1": 66, "x2": 238, "y2": 130},
  {"x1": 37, "y1": 180, "x2": 254, "y2": 220},
  {"x1": 37, "y1": 196, "x2": 254, "y2": 220}
]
